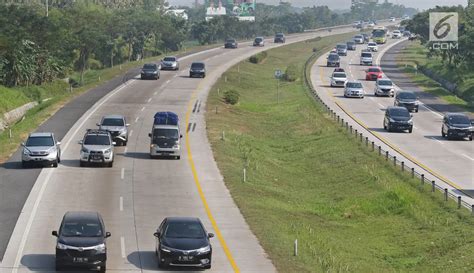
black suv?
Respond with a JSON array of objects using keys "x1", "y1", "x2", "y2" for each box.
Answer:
[
  {"x1": 224, "y1": 38, "x2": 238, "y2": 48},
  {"x1": 274, "y1": 33, "x2": 286, "y2": 43},
  {"x1": 442, "y1": 113, "x2": 473, "y2": 140},
  {"x1": 346, "y1": 41, "x2": 356, "y2": 50},
  {"x1": 141, "y1": 63, "x2": 160, "y2": 80},
  {"x1": 326, "y1": 53, "x2": 340, "y2": 67},
  {"x1": 154, "y1": 217, "x2": 213, "y2": 269},
  {"x1": 394, "y1": 91, "x2": 419, "y2": 112},
  {"x1": 52, "y1": 211, "x2": 111, "y2": 272},
  {"x1": 189, "y1": 62, "x2": 206, "y2": 78},
  {"x1": 384, "y1": 106, "x2": 413, "y2": 133}
]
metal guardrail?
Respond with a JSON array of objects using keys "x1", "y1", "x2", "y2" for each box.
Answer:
[{"x1": 302, "y1": 52, "x2": 474, "y2": 214}]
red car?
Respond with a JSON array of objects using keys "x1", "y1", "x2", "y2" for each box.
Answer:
[{"x1": 365, "y1": 67, "x2": 383, "y2": 80}]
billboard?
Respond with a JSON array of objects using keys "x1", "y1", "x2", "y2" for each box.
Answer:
[{"x1": 205, "y1": 0, "x2": 255, "y2": 21}]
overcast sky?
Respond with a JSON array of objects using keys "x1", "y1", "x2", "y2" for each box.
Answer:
[{"x1": 167, "y1": 0, "x2": 469, "y2": 10}]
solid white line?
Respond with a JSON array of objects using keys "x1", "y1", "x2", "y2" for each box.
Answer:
[
  {"x1": 462, "y1": 154, "x2": 474, "y2": 161},
  {"x1": 141, "y1": 106, "x2": 145, "y2": 112},
  {"x1": 12, "y1": 79, "x2": 134, "y2": 273},
  {"x1": 121, "y1": 168, "x2": 125, "y2": 179},
  {"x1": 120, "y1": 197, "x2": 124, "y2": 211},
  {"x1": 147, "y1": 98, "x2": 152, "y2": 103},
  {"x1": 135, "y1": 117, "x2": 139, "y2": 123},
  {"x1": 420, "y1": 104, "x2": 443, "y2": 118},
  {"x1": 120, "y1": 236, "x2": 126, "y2": 258},
  {"x1": 129, "y1": 130, "x2": 133, "y2": 137}
]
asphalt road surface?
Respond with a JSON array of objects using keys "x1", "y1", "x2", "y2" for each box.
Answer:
[
  {"x1": 0, "y1": 22, "x2": 390, "y2": 273},
  {"x1": 311, "y1": 37, "x2": 474, "y2": 205}
]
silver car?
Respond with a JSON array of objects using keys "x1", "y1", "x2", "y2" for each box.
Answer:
[
  {"x1": 97, "y1": 115, "x2": 129, "y2": 146},
  {"x1": 360, "y1": 51, "x2": 373, "y2": 66},
  {"x1": 22, "y1": 132, "x2": 61, "y2": 168},
  {"x1": 344, "y1": 81, "x2": 365, "y2": 98},
  {"x1": 367, "y1": 42, "x2": 378, "y2": 52},
  {"x1": 160, "y1": 56, "x2": 179, "y2": 71},
  {"x1": 353, "y1": 35, "x2": 364, "y2": 44},
  {"x1": 330, "y1": 72, "x2": 347, "y2": 87},
  {"x1": 79, "y1": 129, "x2": 115, "y2": 167},
  {"x1": 375, "y1": 78, "x2": 395, "y2": 97}
]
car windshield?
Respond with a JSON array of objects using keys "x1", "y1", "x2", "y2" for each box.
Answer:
[
  {"x1": 84, "y1": 135, "x2": 110, "y2": 145},
  {"x1": 361, "y1": 53, "x2": 372, "y2": 57},
  {"x1": 399, "y1": 92, "x2": 416, "y2": 100},
  {"x1": 333, "y1": 73, "x2": 346, "y2": 78},
  {"x1": 101, "y1": 118, "x2": 124, "y2": 126},
  {"x1": 347, "y1": 42, "x2": 354, "y2": 45},
  {"x1": 368, "y1": 68, "x2": 380, "y2": 72},
  {"x1": 164, "y1": 222, "x2": 206, "y2": 239},
  {"x1": 61, "y1": 221, "x2": 103, "y2": 237},
  {"x1": 143, "y1": 64, "x2": 156, "y2": 69},
  {"x1": 191, "y1": 63, "x2": 204, "y2": 69},
  {"x1": 449, "y1": 115, "x2": 470, "y2": 125},
  {"x1": 354, "y1": 35, "x2": 362, "y2": 39},
  {"x1": 347, "y1": 82, "x2": 362, "y2": 88},
  {"x1": 368, "y1": 43, "x2": 376, "y2": 46},
  {"x1": 152, "y1": 128, "x2": 179, "y2": 141},
  {"x1": 163, "y1": 57, "x2": 176, "y2": 62},
  {"x1": 390, "y1": 108, "x2": 410, "y2": 117},
  {"x1": 26, "y1": 136, "x2": 54, "y2": 147},
  {"x1": 328, "y1": 54, "x2": 339, "y2": 60},
  {"x1": 378, "y1": 80, "x2": 392, "y2": 86},
  {"x1": 276, "y1": 34, "x2": 284, "y2": 37},
  {"x1": 226, "y1": 39, "x2": 235, "y2": 43},
  {"x1": 255, "y1": 38, "x2": 262, "y2": 42}
]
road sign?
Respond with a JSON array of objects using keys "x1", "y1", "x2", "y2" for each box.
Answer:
[{"x1": 274, "y1": 69, "x2": 283, "y2": 79}]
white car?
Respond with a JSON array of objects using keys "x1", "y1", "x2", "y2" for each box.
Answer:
[
  {"x1": 353, "y1": 35, "x2": 364, "y2": 44},
  {"x1": 330, "y1": 72, "x2": 348, "y2": 87},
  {"x1": 390, "y1": 17, "x2": 396, "y2": 22},
  {"x1": 374, "y1": 78, "x2": 395, "y2": 97},
  {"x1": 367, "y1": 42, "x2": 378, "y2": 52},
  {"x1": 344, "y1": 81, "x2": 364, "y2": 98},
  {"x1": 392, "y1": 30, "x2": 402, "y2": 39}
]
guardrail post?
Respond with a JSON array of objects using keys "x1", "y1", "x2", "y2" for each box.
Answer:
[
  {"x1": 471, "y1": 205, "x2": 474, "y2": 216},
  {"x1": 365, "y1": 137, "x2": 368, "y2": 146},
  {"x1": 371, "y1": 141, "x2": 374, "y2": 151},
  {"x1": 350, "y1": 126, "x2": 353, "y2": 134},
  {"x1": 458, "y1": 196, "x2": 462, "y2": 209},
  {"x1": 401, "y1": 161, "x2": 404, "y2": 171},
  {"x1": 378, "y1": 146, "x2": 381, "y2": 156},
  {"x1": 411, "y1": 168, "x2": 414, "y2": 178},
  {"x1": 421, "y1": 174, "x2": 424, "y2": 185},
  {"x1": 431, "y1": 180, "x2": 435, "y2": 192},
  {"x1": 360, "y1": 133, "x2": 363, "y2": 142},
  {"x1": 345, "y1": 122, "x2": 348, "y2": 130},
  {"x1": 444, "y1": 188, "x2": 448, "y2": 201},
  {"x1": 337, "y1": 115, "x2": 340, "y2": 122},
  {"x1": 385, "y1": 151, "x2": 389, "y2": 161},
  {"x1": 393, "y1": 156, "x2": 396, "y2": 166},
  {"x1": 355, "y1": 129, "x2": 358, "y2": 137}
]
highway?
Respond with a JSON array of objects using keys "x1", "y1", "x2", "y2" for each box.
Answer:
[
  {"x1": 311, "y1": 37, "x2": 474, "y2": 204},
  {"x1": 0, "y1": 22, "x2": 387, "y2": 273}
]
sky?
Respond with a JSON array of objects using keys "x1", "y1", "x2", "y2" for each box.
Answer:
[{"x1": 167, "y1": 0, "x2": 469, "y2": 10}]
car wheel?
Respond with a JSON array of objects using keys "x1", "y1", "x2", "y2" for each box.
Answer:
[
  {"x1": 204, "y1": 264, "x2": 211, "y2": 269},
  {"x1": 99, "y1": 265, "x2": 106, "y2": 273},
  {"x1": 123, "y1": 140, "x2": 128, "y2": 146},
  {"x1": 408, "y1": 127, "x2": 413, "y2": 133},
  {"x1": 442, "y1": 130, "x2": 446, "y2": 138},
  {"x1": 387, "y1": 124, "x2": 392, "y2": 132},
  {"x1": 383, "y1": 123, "x2": 387, "y2": 130},
  {"x1": 52, "y1": 160, "x2": 58, "y2": 168},
  {"x1": 141, "y1": 76, "x2": 144, "y2": 80},
  {"x1": 79, "y1": 161, "x2": 86, "y2": 167},
  {"x1": 21, "y1": 161, "x2": 29, "y2": 168},
  {"x1": 55, "y1": 261, "x2": 64, "y2": 271},
  {"x1": 157, "y1": 258, "x2": 166, "y2": 269},
  {"x1": 177, "y1": 156, "x2": 181, "y2": 160},
  {"x1": 415, "y1": 108, "x2": 419, "y2": 113},
  {"x1": 189, "y1": 74, "x2": 192, "y2": 78},
  {"x1": 203, "y1": 74, "x2": 206, "y2": 78},
  {"x1": 374, "y1": 92, "x2": 378, "y2": 96},
  {"x1": 108, "y1": 161, "x2": 113, "y2": 168},
  {"x1": 469, "y1": 135, "x2": 473, "y2": 141}
]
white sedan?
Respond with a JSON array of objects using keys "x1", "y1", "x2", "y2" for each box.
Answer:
[
  {"x1": 367, "y1": 42, "x2": 378, "y2": 52},
  {"x1": 330, "y1": 72, "x2": 348, "y2": 87}
]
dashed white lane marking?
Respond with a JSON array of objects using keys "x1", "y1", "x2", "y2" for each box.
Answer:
[
  {"x1": 462, "y1": 154, "x2": 474, "y2": 161},
  {"x1": 120, "y1": 196, "x2": 123, "y2": 211},
  {"x1": 154, "y1": 91, "x2": 158, "y2": 95},
  {"x1": 129, "y1": 130, "x2": 133, "y2": 137},
  {"x1": 121, "y1": 168, "x2": 125, "y2": 179},
  {"x1": 120, "y1": 237, "x2": 126, "y2": 258},
  {"x1": 378, "y1": 103, "x2": 385, "y2": 108},
  {"x1": 141, "y1": 106, "x2": 145, "y2": 112},
  {"x1": 413, "y1": 126, "x2": 418, "y2": 130},
  {"x1": 430, "y1": 137, "x2": 444, "y2": 144},
  {"x1": 135, "y1": 117, "x2": 139, "y2": 123},
  {"x1": 147, "y1": 98, "x2": 152, "y2": 103},
  {"x1": 166, "y1": 79, "x2": 171, "y2": 84}
]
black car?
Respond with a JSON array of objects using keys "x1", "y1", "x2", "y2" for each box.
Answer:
[
  {"x1": 384, "y1": 106, "x2": 413, "y2": 133},
  {"x1": 394, "y1": 91, "x2": 419, "y2": 112},
  {"x1": 346, "y1": 41, "x2": 356, "y2": 50},
  {"x1": 326, "y1": 53, "x2": 340, "y2": 67},
  {"x1": 253, "y1": 36, "x2": 264, "y2": 46},
  {"x1": 189, "y1": 62, "x2": 206, "y2": 78},
  {"x1": 141, "y1": 63, "x2": 160, "y2": 80},
  {"x1": 442, "y1": 113, "x2": 473, "y2": 141},
  {"x1": 274, "y1": 33, "x2": 286, "y2": 43},
  {"x1": 154, "y1": 217, "x2": 213, "y2": 269},
  {"x1": 224, "y1": 38, "x2": 238, "y2": 49},
  {"x1": 361, "y1": 33, "x2": 370, "y2": 43},
  {"x1": 52, "y1": 211, "x2": 111, "y2": 272}
]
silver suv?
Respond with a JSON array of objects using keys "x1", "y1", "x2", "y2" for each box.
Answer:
[
  {"x1": 360, "y1": 50, "x2": 373, "y2": 66},
  {"x1": 160, "y1": 56, "x2": 179, "y2": 71},
  {"x1": 374, "y1": 78, "x2": 395, "y2": 97},
  {"x1": 22, "y1": 132, "x2": 61, "y2": 168},
  {"x1": 78, "y1": 129, "x2": 115, "y2": 167},
  {"x1": 97, "y1": 115, "x2": 129, "y2": 146}
]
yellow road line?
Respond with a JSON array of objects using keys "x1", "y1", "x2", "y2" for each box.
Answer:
[
  {"x1": 185, "y1": 78, "x2": 240, "y2": 272},
  {"x1": 317, "y1": 63, "x2": 470, "y2": 197}
]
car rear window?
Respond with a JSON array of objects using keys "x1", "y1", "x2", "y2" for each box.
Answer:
[
  {"x1": 26, "y1": 136, "x2": 54, "y2": 147},
  {"x1": 361, "y1": 53, "x2": 372, "y2": 57},
  {"x1": 448, "y1": 115, "x2": 470, "y2": 124},
  {"x1": 333, "y1": 73, "x2": 346, "y2": 78},
  {"x1": 390, "y1": 108, "x2": 410, "y2": 117},
  {"x1": 368, "y1": 68, "x2": 380, "y2": 72},
  {"x1": 398, "y1": 92, "x2": 416, "y2": 100},
  {"x1": 346, "y1": 82, "x2": 362, "y2": 88},
  {"x1": 101, "y1": 118, "x2": 124, "y2": 126},
  {"x1": 191, "y1": 63, "x2": 204, "y2": 69},
  {"x1": 336, "y1": 44, "x2": 347, "y2": 49},
  {"x1": 84, "y1": 135, "x2": 110, "y2": 145}
]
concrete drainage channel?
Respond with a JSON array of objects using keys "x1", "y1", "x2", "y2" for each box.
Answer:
[{"x1": 303, "y1": 52, "x2": 474, "y2": 213}]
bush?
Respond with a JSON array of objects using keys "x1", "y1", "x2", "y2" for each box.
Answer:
[
  {"x1": 284, "y1": 64, "x2": 299, "y2": 82},
  {"x1": 249, "y1": 51, "x2": 268, "y2": 64},
  {"x1": 224, "y1": 89, "x2": 240, "y2": 105}
]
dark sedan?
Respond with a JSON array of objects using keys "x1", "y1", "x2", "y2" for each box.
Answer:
[
  {"x1": 224, "y1": 38, "x2": 238, "y2": 48},
  {"x1": 189, "y1": 62, "x2": 206, "y2": 78},
  {"x1": 52, "y1": 211, "x2": 111, "y2": 272},
  {"x1": 394, "y1": 91, "x2": 419, "y2": 112},
  {"x1": 384, "y1": 106, "x2": 413, "y2": 133},
  {"x1": 141, "y1": 63, "x2": 160, "y2": 80},
  {"x1": 154, "y1": 217, "x2": 213, "y2": 269},
  {"x1": 274, "y1": 33, "x2": 286, "y2": 43},
  {"x1": 442, "y1": 113, "x2": 473, "y2": 141},
  {"x1": 346, "y1": 41, "x2": 356, "y2": 50}
]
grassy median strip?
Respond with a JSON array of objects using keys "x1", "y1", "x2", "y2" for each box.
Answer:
[
  {"x1": 206, "y1": 34, "x2": 474, "y2": 272},
  {"x1": 395, "y1": 41, "x2": 473, "y2": 112}
]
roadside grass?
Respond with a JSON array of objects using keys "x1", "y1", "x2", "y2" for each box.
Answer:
[
  {"x1": 396, "y1": 41, "x2": 474, "y2": 112},
  {"x1": 206, "y1": 34, "x2": 474, "y2": 272},
  {"x1": 0, "y1": 42, "x2": 219, "y2": 163}
]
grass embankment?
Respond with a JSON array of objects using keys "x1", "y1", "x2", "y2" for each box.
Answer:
[
  {"x1": 0, "y1": 42, "x2": 218, "y2": 162},
  {"x1": 396, "y1": 41, "x2": 474, "y2": 112},
  {"x1": 206, "y1": 33, "x2": 474, "y2": 272}
]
